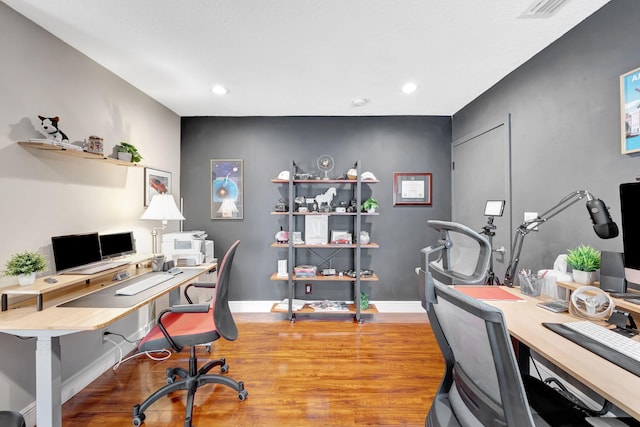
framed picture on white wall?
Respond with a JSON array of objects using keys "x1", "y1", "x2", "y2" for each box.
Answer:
[{"x1": 144, "y1": 168, "x2": 171, "y2": 206}]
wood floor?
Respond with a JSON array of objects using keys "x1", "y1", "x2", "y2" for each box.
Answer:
[{"x1": 62, "y1": 313, "x2": 443, "y2": 426}]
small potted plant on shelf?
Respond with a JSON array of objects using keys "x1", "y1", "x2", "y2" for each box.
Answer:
[
  {"x1": 362, "y1": 197, "x2": 378, "y2": 213},
  {"x1": 116, "y1": 141, "x2": 142, "y2": 163},
  {"x1": 2, "y1": 251, "x2": 47, "y2": 286},
  {"x1": 566, "y1": 244, "x2": 600, "y2": 285}
]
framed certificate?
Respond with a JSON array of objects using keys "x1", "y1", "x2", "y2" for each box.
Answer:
[{"x1": 393, "y1": 172, "x2": 432, "y2": 206}]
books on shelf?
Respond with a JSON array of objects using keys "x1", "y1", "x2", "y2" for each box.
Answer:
[
  {"x1": 294, "y1": 264, "x2": 317, "y2": 277},
  {"x1": 309, "y1": 300, "x2": 349, "y2": 312},
  {"x1": 275, "y1": 299, "x2": 306, "y2": 311}
]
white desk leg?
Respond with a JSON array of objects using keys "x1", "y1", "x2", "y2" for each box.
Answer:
[{"x1": 36, "y1": 336, "x2": 62, "y2": 427}]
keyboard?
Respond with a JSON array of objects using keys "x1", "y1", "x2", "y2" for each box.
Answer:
[
  {"x1": 63, "y1": 260, "x2": 129, "y2": 275},
  {"x1": 543, "y1": 321, "x2": 640, "y2": 376},
  {"x1": 537, "y1": 300, "x2": 569, "y2": 313},
  {"x1": 115, "y1": 273, "x2": 173, "y2": 296}
]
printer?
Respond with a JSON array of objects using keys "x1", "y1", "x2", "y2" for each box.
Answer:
[{"x1": 161, "y1": 230, "x2": 214, "y2": 266}]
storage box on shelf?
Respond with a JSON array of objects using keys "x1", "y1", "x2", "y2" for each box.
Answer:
[{"x1": 270, "y1": 160, "x2": 379, "y2": 322}]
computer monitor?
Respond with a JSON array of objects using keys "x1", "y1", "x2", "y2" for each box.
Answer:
[
  {"x1": 51, "y1": 232, "x2": 102, "y2": 272},
  {"x1": 619, "y1": 182, "x2": 640, "y2": 290},
  {"x1": 99, "y1": 231, "x2": 136, "y2": 259}
]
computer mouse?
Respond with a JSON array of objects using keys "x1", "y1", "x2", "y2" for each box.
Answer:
[{"x1": 45, "y1": 278, "x2": 57, "y2": 283}]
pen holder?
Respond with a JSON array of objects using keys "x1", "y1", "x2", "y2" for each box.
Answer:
[{"x1": 518, "y1": 273, "x2": 543, "y2": 297}]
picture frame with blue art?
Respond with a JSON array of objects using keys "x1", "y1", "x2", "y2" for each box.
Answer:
[{"x1": 211, "y1": 159, "x2": 244, "y2": 219}]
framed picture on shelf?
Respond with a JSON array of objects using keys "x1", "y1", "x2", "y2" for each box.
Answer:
[
  {"x1": 393, "y1": 172, "x2": 432, "y2": 206},
  {"x1": 144, "y1": 168, "x2": 171, "y2": 206},
  {"x1": 211, "y1": 159, "x2": 244, "y2": 219},
  {"x1": 621, "y1": 66, "x2": 640, "y2": 154}
]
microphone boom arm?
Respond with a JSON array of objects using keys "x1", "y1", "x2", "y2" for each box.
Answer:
[{"x1": 504, "y1": 190, "x2": 593, "y2": 286}]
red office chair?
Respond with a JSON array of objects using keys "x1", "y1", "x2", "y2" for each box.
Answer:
[{"x1": 132, "y1": 240, "x2": 246, "y2": 427}]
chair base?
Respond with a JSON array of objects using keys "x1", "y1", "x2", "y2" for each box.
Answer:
[{"x1": 132, "y1": 347, "x2": 247, "y2": 427}]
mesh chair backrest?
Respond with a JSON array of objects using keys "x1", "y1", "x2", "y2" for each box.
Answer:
[
  {"x1": 428, "y1": 281, "x2": 535, "y2": 426},
  {"x1": 213, "y1": 240, "x2": 240, "y2": 341},
  {"x1": 425, "y1": 220, "x2": 491, "y2": 285}
]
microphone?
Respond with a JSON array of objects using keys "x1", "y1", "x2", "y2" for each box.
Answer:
[{"x1": 586, "y1": 198, "x2": 619, "y2": 239}]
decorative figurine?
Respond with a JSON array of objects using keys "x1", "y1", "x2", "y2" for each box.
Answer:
[{"x1": 38, "y1": 115, "x2": 69, "y2": 142}]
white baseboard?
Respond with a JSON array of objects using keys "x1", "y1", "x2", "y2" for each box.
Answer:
[{"x1": 229, "y1": 300, "x2": 424, "y2": 313}]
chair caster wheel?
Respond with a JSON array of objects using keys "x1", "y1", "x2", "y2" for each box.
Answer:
[
  {"x1": 221, "y1": 363, "x2": 229, "y2": 373},
  {"x1": 166, "y1": 368, "x2": 176, "y2": 384},
  {"x1": 238, "y1": 389, "x2": 248, "y2": 401},
  {"x1": 132, "y1": 404, "x2": 145, "y2": 426}
]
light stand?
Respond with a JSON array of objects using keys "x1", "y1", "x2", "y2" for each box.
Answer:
[
  {"x1": 481, "y1": 216, "x2": 500, "y2": 285},
  {"x1": 503, "y1": 190, "x2": 618, "y2": 287},
  {"x1": 480, "y1": 200, "x2": 506, "y2": 286}
]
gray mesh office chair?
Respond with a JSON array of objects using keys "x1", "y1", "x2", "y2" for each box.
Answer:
[{"x1": 418, "y1": 220, "x2": 591, "y2": 427}]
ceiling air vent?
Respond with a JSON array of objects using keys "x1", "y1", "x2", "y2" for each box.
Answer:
[{"x1": 519, "y1": 0, "x2": 569, "y2": 18}]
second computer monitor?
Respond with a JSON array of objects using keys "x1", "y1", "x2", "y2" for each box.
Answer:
[{"x1": 99, "y1": 231, "x2": 136, "y2": 259}]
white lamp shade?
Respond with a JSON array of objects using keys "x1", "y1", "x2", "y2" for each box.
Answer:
[{"x1": 140, "y1": 194, "x2": 185, "y2": 221}]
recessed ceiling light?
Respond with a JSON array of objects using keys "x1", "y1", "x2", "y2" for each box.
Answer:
[
  {"x1": 352, "y1": 98, "x2": 368, "y2": 107},
  {"x1": 211, "y1": 84, "x2": 229, "y2": 95},
  {"x1": 402, "y1": 82, "x2": 418, "y2": 94}
]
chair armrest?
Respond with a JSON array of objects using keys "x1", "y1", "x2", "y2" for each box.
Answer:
[
  {"x1": 184, "y1": 282, "x2": 216, "y2": 304},
  {"x1": 168, "y1": 304, "x2": 210, "y2": 313},
  {"x1": 156, "y1": 304, "x2": 211, "y2": 352}
]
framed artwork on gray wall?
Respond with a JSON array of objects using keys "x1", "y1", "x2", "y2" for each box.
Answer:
[
  {"x1": 621, "y1": 66, "x2": 640, "y2": 154},
  {"x1": 211, "y1": 159, "x2": 244, "y2": 219},
  {"x1": 393, "y1": 172, "x2": 432, "y2": 206},
  {"x1": 144, "y1": 167, "x2": 171, "y2": 206}
]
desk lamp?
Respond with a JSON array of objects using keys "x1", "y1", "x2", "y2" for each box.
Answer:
[
  {"x1": 140, "y1": 194, "x2": 185, "y2": 254},
  {"x1": 503, "y1": 190, "x2": 618, "y2": 286}
]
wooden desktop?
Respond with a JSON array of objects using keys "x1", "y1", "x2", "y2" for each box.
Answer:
[
  {"x1": 485, "y1": 286, "x2": 640, "y2": 420},
  {"x1": 0, "y1": 261, "x2": 217, "y2": 427}
]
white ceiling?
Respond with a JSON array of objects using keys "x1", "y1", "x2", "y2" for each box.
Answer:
[{"x1": 2, "y1": 0, "x2": 611, "y2": 117}]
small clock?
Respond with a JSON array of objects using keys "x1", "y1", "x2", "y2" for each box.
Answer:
[{"x1": 317, "y1": 155, "x2": 334, "y2": 180}]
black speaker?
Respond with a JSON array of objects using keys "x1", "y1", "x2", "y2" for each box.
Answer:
[{"x1": 600, "y1": 251, "x2": 626, "y2": 293}]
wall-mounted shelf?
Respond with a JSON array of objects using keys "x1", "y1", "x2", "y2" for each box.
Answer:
[{"x1": 18, "y1": 141, "x2": 144, "y2": 167}]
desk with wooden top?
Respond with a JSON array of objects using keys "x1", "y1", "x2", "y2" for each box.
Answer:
[
  {"x1": 481, "y1": 287, "x2": 640, "y2": 420},
  {"x1": 0, "y1": 261, "x2": 217, "y2": 427}
]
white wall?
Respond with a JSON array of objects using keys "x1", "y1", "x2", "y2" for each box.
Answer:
[{"x1": 0, "y1": 2, "x2": 181, "y2": 418}]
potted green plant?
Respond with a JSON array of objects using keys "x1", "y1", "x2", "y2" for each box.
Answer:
[
  {"x1": 2, "y1": 251, "x2": 47, "y2": 285},
  {"x1": 116, "y1": 142, "x2": 142, "y2": 163},
  {"x1": 566, "y1": 244, "x2": 600, "y2": 285},
  {"x1": 362, "y1": 197, "x2": 378, "y2": 213}
]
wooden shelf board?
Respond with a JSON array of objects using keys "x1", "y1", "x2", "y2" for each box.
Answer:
[
  {"x1": 18, "y1": 141, "x2": 144, "y2": 167},
  {"x1": 270, "y1": 303, "x2": 378, "y2": 314},
  {"x1": 271, "y1": 179, "x2": 379, "y2": 184},
  {"x1": 270, "y1": 273, "x2": 378, "y2": 281},
  {"x1": 270, "y1": 242, "x2": 379, "y2": 249}
]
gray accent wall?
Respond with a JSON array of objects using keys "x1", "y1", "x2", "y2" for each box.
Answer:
[
  {"x1": 180, "y1": 116, "x2": 452, "y2": 301},
  {"x1": 453, "y1": 0, "x2": 640, "y2": 277}
]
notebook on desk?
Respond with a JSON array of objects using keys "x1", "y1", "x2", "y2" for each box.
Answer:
[{"x1": 453, "y1": 286, "x2": 525, "y2": 301}]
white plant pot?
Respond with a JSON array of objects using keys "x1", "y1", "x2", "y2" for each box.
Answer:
[
  {"x1": 18, "y1": 272, "x2": 36, "y2": 286},
  {"x1": 572, "y1": 270, "x2": 596, "y2": 285},
  {"x1": 117, "y1": 152, "x2": 132, "y2": 162}
]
